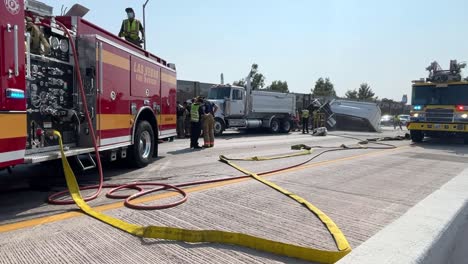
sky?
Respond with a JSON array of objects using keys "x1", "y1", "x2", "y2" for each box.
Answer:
[{"x1": 39, "y1": 0, "x2": 468, "y2": 101}]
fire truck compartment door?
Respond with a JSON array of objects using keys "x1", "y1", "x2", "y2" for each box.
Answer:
[{"x1": 1, "y1": 1, "x2": 26, "y2": 111}]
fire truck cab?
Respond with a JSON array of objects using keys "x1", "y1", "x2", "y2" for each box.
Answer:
[
  {"x1": 408, "y1": 60, "x2": 468, "y2": 144},
  {"x1": 0, "y1": 0, "x2": 177, "y2": 171}
]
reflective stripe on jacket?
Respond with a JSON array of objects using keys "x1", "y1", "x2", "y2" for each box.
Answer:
[{"x1": 301, "y1": 109, "x2": 310, "y2": 119}]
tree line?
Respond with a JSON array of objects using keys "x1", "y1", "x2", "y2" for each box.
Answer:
[
  {"x1": 232, "y1": 63, "x2": 379, "y2": 101},
  {"x1": 308, "y1": 78, "x2": 377, "y2": 100}
]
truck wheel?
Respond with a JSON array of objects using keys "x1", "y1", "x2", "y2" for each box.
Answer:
[
  {"x1": 129, "y1": 121, "x2": 155, "y2": 168},
  {"x1": 280, "y1": 119, "x2": 292, "y2": 133},
  {"x1": 269, "y1": 118, "x2": 280, "y2": 133},
  {"x1": 214, "y1": 118, "x2": 225, "y2": 136},
  {"x1": 410, "y1": 130, "x2": 424, "y2": 143}
]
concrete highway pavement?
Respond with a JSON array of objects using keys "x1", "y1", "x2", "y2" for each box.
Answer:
[{"x1": 0, "y1": 129, "x2": 467, "y2": 263}]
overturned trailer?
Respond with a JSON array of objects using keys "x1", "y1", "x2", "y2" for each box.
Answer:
[{"x1": 329, "y1": 100, "x2": 381, "y2": 132}]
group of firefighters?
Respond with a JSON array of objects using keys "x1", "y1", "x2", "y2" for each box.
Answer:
[
  {"x1": 294, "y1": 108, "x2": 322, "y2": 134},
  {"x1": 177, "y1": 102, "x2": 324, "y2": 149},
  {"x1": 176, "y1": 97, "x2": 218, "y2": 149}
]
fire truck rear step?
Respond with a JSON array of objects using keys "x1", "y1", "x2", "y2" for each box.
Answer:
[
  {"x1": 74, "y1": 153, "x2": 97, "y2": 171},
  {"x1": 24, "y1": 147, "x2": 95, "y2": 164}
]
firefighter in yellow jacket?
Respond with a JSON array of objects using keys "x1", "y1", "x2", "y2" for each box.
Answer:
[
  {"x1": 118, "y1": 8, "x2": 145, "y2": 47},
  {"x1": 190, "y1": 98, "x2": 204, "y2": 149}
]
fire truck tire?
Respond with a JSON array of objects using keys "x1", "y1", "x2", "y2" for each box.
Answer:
[
  {"x1": 410, "y1": 130, "x2": 424, "y2": 143},
  {"x1": 269, "y1": 118, "x2": 281, "y2": 133},
  {"x1": 280, "y1": 119, "x2": 292, "y2": 133},
  {"x1": 129, "y1": 121, "x2": 155, "y2": 168}
]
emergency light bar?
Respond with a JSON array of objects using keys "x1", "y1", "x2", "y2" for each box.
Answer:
[
  {"x1": 5, "y1": 88, "x2": 25, "y2": 99},
  {"x1": 456, "y1": 105, "x2": 467, "y2": 111}
]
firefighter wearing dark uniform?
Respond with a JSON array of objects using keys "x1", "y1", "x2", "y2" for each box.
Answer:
[
  {"x1": 176, "y1": 102, "x2": 187, "y2": 139},
  {"x1": 184, "y1": 102, "x2": 191, "y2": 137},
  {"x1": 118, "y1": 8, "x2": 145, "y2": 48},
  {"x1": 301, "y1": 109, "x2": 310, "y2": 134},
  {"x1": 190, "y1": 98, "x2": 204, "y2": 149}
]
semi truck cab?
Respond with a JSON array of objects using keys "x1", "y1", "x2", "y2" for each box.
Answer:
[{"x1": 208, "y1": 85, "x2": 246, "y2": 118}]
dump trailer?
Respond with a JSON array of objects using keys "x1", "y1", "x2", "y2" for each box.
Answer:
[
  {"x1": 408, "y1": 60, "x2": 468, "y2": 143},
  {"x1": 208, "y1": 74, "x2": 295, "y2": 135},
  {"x1": 0, "y1": 1, "x2": 177, "y2": 171}
]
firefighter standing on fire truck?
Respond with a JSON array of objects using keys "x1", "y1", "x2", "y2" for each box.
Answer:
[{"x1": 118, "y1": 8, "x2": 145, "y2": 48}]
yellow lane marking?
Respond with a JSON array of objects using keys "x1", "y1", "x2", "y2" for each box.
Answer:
[{"x1": 0, "y1": 146, "x2": 406, "y2": 234}]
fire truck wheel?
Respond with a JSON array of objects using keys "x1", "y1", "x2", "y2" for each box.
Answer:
[
  {"x1": 129, "y1": 121, "x2": 155, "y2": 168},
  {"x1": 410, "y1": 130, "x2": 423, "y2": 143},
  {"x1": 269, "y1": 118, "x2": 280, "y2": 133}
]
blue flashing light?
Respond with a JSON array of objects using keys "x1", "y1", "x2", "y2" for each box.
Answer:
[
  {"x1": 6, "y1": 89, "x2": 25, "y2": 99},
  {"x1": 413, "y1": 105, "x2": 422, "y2": 111}
]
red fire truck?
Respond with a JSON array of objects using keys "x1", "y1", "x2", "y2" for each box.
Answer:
[{"x1": 0, "y1": 0, "x2": 177, "y2": 171}]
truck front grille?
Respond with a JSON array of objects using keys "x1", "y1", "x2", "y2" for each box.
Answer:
[{"x1": 426, "y1": 109, "x2": 454, "y2": 123}]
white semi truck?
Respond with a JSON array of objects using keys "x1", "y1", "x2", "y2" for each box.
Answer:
[{"x1": 208, "y1": 74, "x2": 296, "y2": 136}]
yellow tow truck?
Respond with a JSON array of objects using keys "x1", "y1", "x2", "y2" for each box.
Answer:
[{"x1": 408, "y1": 60, "x2": 468, "y2": 144}]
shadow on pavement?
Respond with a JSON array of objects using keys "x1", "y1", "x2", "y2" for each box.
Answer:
[
  {"x1": 167, "y1": 148, "x2": 204, "y2": 155},
  {"x1": 410, "y1": 137, "x2": 468, "y2": 156},
  {"x1": 139, "y1": 238, "x2": 312, "y2": 264},
  {"x1": 0, "y1": 156, "x2": 168, "y2": 224}
]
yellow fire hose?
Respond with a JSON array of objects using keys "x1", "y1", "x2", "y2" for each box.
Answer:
[{"x1": 54, "y1": 131, "x2": 351, "y2": 263}]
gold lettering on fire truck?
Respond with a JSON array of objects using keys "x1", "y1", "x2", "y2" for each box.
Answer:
[{"x1": 133, "y1": 62, "x2": 159, "y2": 86}]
